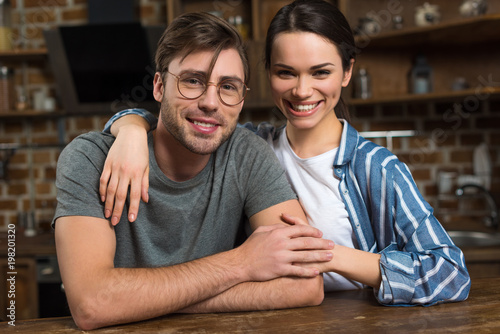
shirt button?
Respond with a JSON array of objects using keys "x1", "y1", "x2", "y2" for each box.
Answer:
[
  {"x1": 336, "y1": 168, "x2": 342, "y2": 174},
  {"x1": 343, "y1": 189, "x2": 348, "y2": 194}
]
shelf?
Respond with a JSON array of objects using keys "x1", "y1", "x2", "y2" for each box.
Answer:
[
  {"x1": 0, "y1": 109, "x2": 64, "y2": 119},
  {"x1": 0, "y1": 48, "x2": 48, "y2": 60},
  {"x1": 349, "y1": 87, "x2": 500, "y2": 106},
  {"x1": 355, "y1": 14, "x2": 500, "y2": 48}
]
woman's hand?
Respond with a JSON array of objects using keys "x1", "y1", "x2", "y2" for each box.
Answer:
[
  {"x1": 100, "y1": 117, "x2": 151, "y2": 225},
  {"x1": 282, "y1": 214, "x2": 381, "y2": 287}
]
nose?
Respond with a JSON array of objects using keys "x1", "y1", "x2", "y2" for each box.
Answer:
[
  {"x1": 198, "y1": 83, "x2": 219, "y2": 112},
  {"x1": 292, "y1": 76, "x2": 313, "y2": 98}
]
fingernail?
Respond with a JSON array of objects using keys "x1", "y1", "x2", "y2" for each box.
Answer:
[
  {"x1": 105, "y1": 209, "x2": 111, "y2": 218},
  {"x1": 112, "y1": 216, "x2": 119, "y2": 225},
  {"x1": 129, "y1": 213, "x2": 135, "y2": 222},
  {"x1": 329, "y1": 241, "x2": 335, "y2": 248},
  {"x1": 101, "y1": 196, "x2": 105, "y2": 202},
  {"x1": 326, "y1": 252, "x2": 333, "y2": 259},
  {"x1": 146, "y1": 194, "x2": 149, "y2": 203}
]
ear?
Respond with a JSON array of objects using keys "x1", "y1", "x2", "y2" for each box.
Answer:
[
  {"x1": 341, "y1": 59, "x2": 355, "y2": 88},
  {"x1": 153, "y1": 72, "x2": 164, "y2": 102}
]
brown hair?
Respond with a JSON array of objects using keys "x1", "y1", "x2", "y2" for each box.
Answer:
[{"x1": 155, "y1": 12, "x2": 250, "y2": 84}]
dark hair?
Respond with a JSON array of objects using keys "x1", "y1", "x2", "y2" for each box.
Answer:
[
  {"x1": 264, "y1": 0, "x2": 355, "y2": 122},
  {"x1": 155, "y1": 12, "x2": 250, "y2": 84}
]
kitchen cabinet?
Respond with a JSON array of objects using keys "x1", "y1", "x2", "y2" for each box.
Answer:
[
  {"x1": 338, "y1": 0, "x2": 500, "y2": 106},
  {"x1": 0, "y1": 232, "x2": 65, "y2": 321},
  {"x1": 0, "y1": 256, "x2": 38, "y2": 321}
]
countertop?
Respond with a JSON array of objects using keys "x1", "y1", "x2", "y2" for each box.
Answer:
[
  {"x1": 0, "y1": 231, "x2": 56, "y2": 257},
  {"x1": 1, "y1": 277, "x2": 499, "y2": 333}
]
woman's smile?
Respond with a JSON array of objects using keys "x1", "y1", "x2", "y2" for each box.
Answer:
[{"x1": 286, "y1": 101, "x2": 322, "y2": 117}]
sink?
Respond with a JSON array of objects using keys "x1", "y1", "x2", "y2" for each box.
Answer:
[{"x1": 448, "y1": 231, "x2": 500, "y2": 248}]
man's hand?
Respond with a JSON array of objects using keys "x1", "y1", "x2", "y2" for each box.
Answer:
[
  {"x1": 234, "y1": 223, "x2": 334, "y2": 281},
  {"x1": 281, "y1": 214, "x2": 382, "y2": 288}
]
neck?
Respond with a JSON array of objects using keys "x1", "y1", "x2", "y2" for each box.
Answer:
[
  {"x1": 286, "y1": 115, "x2": 343, "y2": 159},
  {"x1": 153, "y1": 125, "x2": 211, "y2": 182}
]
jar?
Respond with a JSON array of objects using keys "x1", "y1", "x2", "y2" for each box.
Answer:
[
  {"x1": 0, "y1": 65, "x2": 15, "y2": 113},
  {"x1": 0, "y1": 0, "x2": 13, "y2": 51},
  {"x1": 415, "y1": 2, "x2": 441, "y2": 27},
  {"x1": 459, "y1": 0, "x2": 488, "y2": 17},
  {"x1": 356, "y1": 16, "x2": 381, "y2": 36},
  {"x1": 409, "y1": 55, "x2": 433, "y2": 94}
]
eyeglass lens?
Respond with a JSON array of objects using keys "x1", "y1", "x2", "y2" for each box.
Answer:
[{"x1": 176, "y1": 72, "x2": 247, "y2": 105}]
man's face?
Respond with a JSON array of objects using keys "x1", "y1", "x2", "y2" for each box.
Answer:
[{"x1": 153, "y1": 48, "x2": 245, "y2": 155}]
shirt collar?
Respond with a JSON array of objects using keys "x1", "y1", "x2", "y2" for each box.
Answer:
[{"x1": 333, "y1": 119, "x2": 360, "y2": 167}]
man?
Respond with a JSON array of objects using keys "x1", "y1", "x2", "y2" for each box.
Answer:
[{"x1": 53, "y1": 12, "x2": 333, "y2": 330}]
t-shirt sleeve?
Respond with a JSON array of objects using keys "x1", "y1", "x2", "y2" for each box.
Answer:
[
  {"x1": 52, "y1": 132, "x2": 113, "y2": 228},
  {"x1": 233, "y1": 129, "x2": 297, "y2": 218}
]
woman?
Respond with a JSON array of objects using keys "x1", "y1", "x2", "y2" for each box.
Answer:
[{"x1": 99, "y1": 0, "x2": 470, "y2": 305}]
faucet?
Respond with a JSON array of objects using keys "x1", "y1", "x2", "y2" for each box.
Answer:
[{"x1": 456, "y1": 184, "x2": 498, "y2": 229}]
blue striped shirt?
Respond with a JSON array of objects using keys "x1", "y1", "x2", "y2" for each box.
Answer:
[
  {"x1": 104, "y1": 109, "x2": 471, "y2": 306},
  {"x1": 247, "y1": 120, "x2": 471, "y2": 306}
]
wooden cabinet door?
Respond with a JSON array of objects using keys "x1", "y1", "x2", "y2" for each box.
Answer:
[{"x1": 0, "y1": 257, "x2": 38, "y2": 321}]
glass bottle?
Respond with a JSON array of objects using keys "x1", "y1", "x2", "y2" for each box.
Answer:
[
  {"x1": 0, "y1": 0, "x2": 13, "y2": 51},
  {"x1": 0, "y1": 65, "x2": 15, "y2": 113},
  {"x1": 353, "y1": 68, "x2": 372, "y2": 99}
]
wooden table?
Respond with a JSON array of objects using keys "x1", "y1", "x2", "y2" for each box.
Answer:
[{"x1": 2, "y1": 277, "x2": 499, "y2": 333}]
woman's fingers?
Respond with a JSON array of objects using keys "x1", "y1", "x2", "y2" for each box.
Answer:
[
  {"x1": 281, "y1": 213, "x2": 309, "y2": 225},
  {"x1": 141, "y1": 166, "x2": 150, "y2": 204},
  {"x1": 110, "y1": 173, "x2": 130, "y2": 225}
]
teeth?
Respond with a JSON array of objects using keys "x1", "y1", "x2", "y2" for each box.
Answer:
[
  {"x1": 292, "y1": 103, "x2": 318, "y2": 112},
  {"x1": 193, "y1": 120, "x2": 216, "y2": 128}
]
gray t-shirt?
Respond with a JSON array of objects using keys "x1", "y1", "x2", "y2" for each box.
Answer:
[{"x1": 53, "y1": 127, "x2": 296, "y2": 268}]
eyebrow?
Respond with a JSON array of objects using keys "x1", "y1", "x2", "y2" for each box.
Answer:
[
  {"x1": 180, "y1": 70, "x2": 244, "y2": 82},
  {"x1": 273, "y1": 62, "x2": 335, "y2": 70}
]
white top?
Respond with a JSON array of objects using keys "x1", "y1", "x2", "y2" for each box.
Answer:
[{"x1": 272, "y1": 129, "x2": 364, "y2": 291}]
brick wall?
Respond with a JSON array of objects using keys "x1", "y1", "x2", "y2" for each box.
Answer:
[
  {"x1": 0, "y1": 0, "x2": 165, "y2": 230},
  {"x1": 350, "y1": 99, "x2": 500, "y2": 231}
]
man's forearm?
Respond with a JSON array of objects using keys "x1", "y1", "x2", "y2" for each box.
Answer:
[
  {"x1": 67, "y1": 249, "x2": 249, "y2": 330},
  {"x1": 178, "y1": 275, "x2": 324, "y2": 313}
]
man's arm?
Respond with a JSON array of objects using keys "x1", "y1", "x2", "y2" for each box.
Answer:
[
  {"x1": 177, "y1": 199, "x2": 329, "y2": 313},
  {"x1": 56, "y1": 211, "x2": 332, "y2": 330}
]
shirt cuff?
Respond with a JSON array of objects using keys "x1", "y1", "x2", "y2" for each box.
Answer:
[
  {"x1": 103, "y1": 108, "x2": 158, "y2": 134},
  {"x1": 376, "y1": 244, "x2": 416, "y2": 306}
]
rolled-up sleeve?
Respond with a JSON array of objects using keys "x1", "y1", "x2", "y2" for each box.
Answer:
[
  {"x1": 375, "y1": 162, "x2": 471, "y2": 306},
  {"x1": 103, "y1": 108, "x2": 158, "y2": 134}
]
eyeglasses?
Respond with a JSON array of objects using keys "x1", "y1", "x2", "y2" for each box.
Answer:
[{"x1": 166, "y1": 70, "x2": 249, "y2": 106}]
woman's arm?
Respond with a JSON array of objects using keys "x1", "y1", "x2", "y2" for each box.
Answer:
[
  {"x1": 100, "y1": 112, "x2": 155, "y2": 224},
  {"x1": 281, "y1": 214, "x2": 382, "y2": 289},
  {"x1": 282, "y1": 157, "x2": 471, "y2": 306},
  {"x1": 376, "y1": 162, "x2": 471, "y2": 305}
]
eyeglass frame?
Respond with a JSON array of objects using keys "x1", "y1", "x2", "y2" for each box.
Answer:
[{"x1": 165, "y1": 70, "x2": 250, "y2": 106}]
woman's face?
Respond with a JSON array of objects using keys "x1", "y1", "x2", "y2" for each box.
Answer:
[{"x1": 268, "y1": 32, "x2": 352, "y2": 130}]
